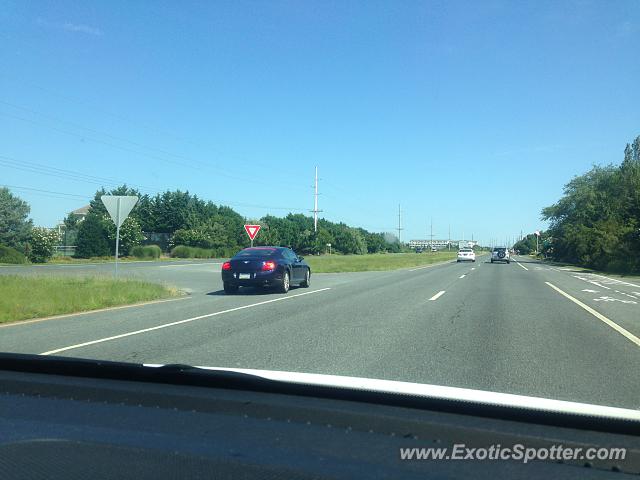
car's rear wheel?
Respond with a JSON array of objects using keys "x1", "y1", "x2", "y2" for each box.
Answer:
[
  {"x1": 223, "y1": 282, "x2": 238, "y2": 294},
  {"x1": 300, "y1": 268, "x2": 310, "y2": 288},
  {"x1": 279, "y1": 271, "x2": 290, "y2": 293},
  {"x1": 491, "y1": 259, "x2": 494, "y2": 263}
]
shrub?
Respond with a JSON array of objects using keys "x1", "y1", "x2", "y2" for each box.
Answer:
[
  {"x1": 131, "y1": 245, "x2": 162, "y2": 259},
  {"x1": 27, "y1": 227, "x2": 60, "y2": 263},
  {"x1": 0, "y1": 245, "x2": 27, "y2": 264},
  {"x1": 192, "y1": 247, "x2": 215, "y2": 258},
  {"x1": 171, "y1": 245, "x2": 192, "y2": 258},
  {"x1": 102, "y1": 215, "x2": 145, "y2": 256},
  {"x1": 171, "y1": 245, "x2": 216, "y2": 258}
]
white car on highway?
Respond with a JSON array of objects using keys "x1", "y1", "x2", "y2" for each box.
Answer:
[{"x1": 457, "y1": 248, "x2": 476, "y2": 262}]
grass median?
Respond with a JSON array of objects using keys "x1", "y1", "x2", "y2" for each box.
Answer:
[
  {"x1": 0, "y1": 275, "x2": 179, "y2": 324},
  {"x1": 305, "y1": 251, "x2": 462, "y2": 273}
]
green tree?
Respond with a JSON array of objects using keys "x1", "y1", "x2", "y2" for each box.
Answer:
[
  {"x1": 0, "y1": 187, "x2": 33, "y2": 248},
  {"x1": 75, "y1": 213, "x2": 111, "y2": 258},
  {"x1": 334, "y1": 228, "x2": 367, "y2": 254},
  {"x1": 542, "y1": 135, "x2": 640, "y2": 272}
]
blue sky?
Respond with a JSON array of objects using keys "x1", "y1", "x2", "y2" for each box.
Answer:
[{"x1": 1, "y1": 0, "x2": 639, "y2": 245}]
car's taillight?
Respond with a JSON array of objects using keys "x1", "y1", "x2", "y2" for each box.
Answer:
[
  {"x1": 222, "y1": 261, "x2": 231, "y2": 270},
  {"x1": 262, "y1": 261, "x2": 276, "y2": 271}
]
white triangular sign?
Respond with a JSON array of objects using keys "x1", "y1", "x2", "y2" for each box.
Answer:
[
  {"x1": 101, "y1": 195, "x2": 139, "y2": 228},
  {"x1": 244, "y1": 224, "x2": 261, "y2": 240}
]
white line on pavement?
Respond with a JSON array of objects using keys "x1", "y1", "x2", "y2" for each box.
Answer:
[
  {"x1": 1, "y1": 296, "x2": 192, "y2": 328},
  {"x1": 159, "y1": 262, "x2": 222, "y2": 268},
  {"x1": 515, "y1": 261, "x2": 529, "y2": 270},
  {"x1": 429, "y1": 291, "x2": 446, "y2": 301},
  {"x1": 615, "y1": 290, "x2": 639, "y2": 300},
  {"x1": 589, "y1": 273, "x2": 640, "y2": 289},
  {"x1": 459, "y1": 275, "x2": 466, "y2": 278},
  {"x1": 40, "y1": 288, "x2": 332, "y2": 356},
  {"x1": 408, "y1": 264, "x2": 440, "y2": 272},
  {"x1": 471, "y1": 267, "x2": 475, "y2": 270},
  {"x1": 545, "y1": 282, "x2": 640, "y2": 348}
]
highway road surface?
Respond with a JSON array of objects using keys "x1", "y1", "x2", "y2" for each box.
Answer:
[{"x1": 2, "y1": 256, "x2": 640, "y2": 410}]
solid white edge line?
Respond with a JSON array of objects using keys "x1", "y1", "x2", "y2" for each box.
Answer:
[
  {"x1": 139, "y1": 366, "x2": 640, "y2": 421},
  {"x1": 40, "y1": 288, "x2": 332, "y2": 356},
  {"x1": 0, "y1": 296, "x2": 192, "y2": 328},
  {"x1": 545, "y1": 282, "x2": 640, "y2": 347},
  {"x1": 459, "y1": 275, "x2": 465, "y2": 278},
  {"x1": 408, "y1": 264, "x2": 441, "y2": 272},
  {"x1": 429, "y1": 290, "x2": 446, "y2": 301},
  {"x1": 515, "y1": 260, "x2": 529, "y2": 271}
]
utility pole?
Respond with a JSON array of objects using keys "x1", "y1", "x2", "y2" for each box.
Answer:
[
  {"x1": 397, "y1": 204, "x2": 403, "y2": 243},
  {"x1": 311, "y1": 166, "x2": 322, "y2": 232},
  {"x1": 429, "y1": 218, "x2": 434, "y2": 250}
]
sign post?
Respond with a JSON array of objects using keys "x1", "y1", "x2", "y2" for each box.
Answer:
[
  {"x1": 244, "y1": 224, "x2": 261, "y2": 247},
  {"x1": 101, "y1": 195, "x2": 139, "y2": 278}
]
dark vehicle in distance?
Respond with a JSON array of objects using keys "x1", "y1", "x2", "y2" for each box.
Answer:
[{"x1": 221, "y1": 247, "x2": 311, "y2": 294}]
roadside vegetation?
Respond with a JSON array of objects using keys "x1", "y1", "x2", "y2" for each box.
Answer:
[
  {"x1": 130, "y1": 245, "x2": 162, "y2": 259},
  {"x1": 1, "y1": 185, "x2": 407, "y2": 264},
  {"x1": 171, "y1": 245, "x2": 219, "y2": 258},
  {"x1": 68, "y1": 187, "x2": 405, "y2": 259},
  {"x1": 305, "y1": 251, "x2": 462, "y2": 273},
  {"x1": 0, "y1": 245, "x2": 27, "y2": 264},
  {"x1": 0, "y1": 275, "x2": 179, "y2": 324},
  {"x1": 514, "y1": 135, "x2": 640, "y2": 274}
]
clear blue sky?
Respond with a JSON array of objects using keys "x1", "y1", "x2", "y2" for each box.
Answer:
[{"x1": 2, "y1": 0, "x2": 639, "y2": 245}]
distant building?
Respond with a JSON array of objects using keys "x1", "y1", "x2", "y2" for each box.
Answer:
[
  {"x1": 68, "y1": 205, "x2": 91, "y2": 222},
  {"x1": 409, "y1": 239, "x2": 477, "y2": 250}
]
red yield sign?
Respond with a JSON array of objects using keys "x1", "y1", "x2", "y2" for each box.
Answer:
[{"x1": 244, "y1": 224, "x2": 261, "y2": 241}]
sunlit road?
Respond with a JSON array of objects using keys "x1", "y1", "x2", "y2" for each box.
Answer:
[{"x1": 2, "y1": 256, "x2": 640, "y2": 409}]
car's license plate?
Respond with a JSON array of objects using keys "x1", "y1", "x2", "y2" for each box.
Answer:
[{"x1": 238, "y1": 273, "x2": 251, "y2": 279}]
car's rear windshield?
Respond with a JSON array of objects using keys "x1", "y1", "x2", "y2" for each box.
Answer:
[
  {"x1": 494, "y1": 247, "x2": 506, "y2": 251},
  {"x1": 459, "y1": 248, "x2": 473, "y2": 252},
  {"x1": 235, "y1": 248, "x2": 278, "y2": 257}
]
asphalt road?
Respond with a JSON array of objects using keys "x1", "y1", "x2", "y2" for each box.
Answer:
[{"x1": 2, "y1": 256, "x2": 640, "y2": 409}]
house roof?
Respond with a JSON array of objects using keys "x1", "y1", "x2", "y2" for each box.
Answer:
[{"x1": 70, "y1": 205, "x2": 91, "y2": 216}]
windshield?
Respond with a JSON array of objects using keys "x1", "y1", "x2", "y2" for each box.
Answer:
[
  {"x1": 235, "y1": 248, "x2": 278, "y2": 257},
  {"x1": 1, "y1": 0, "x2": 639, "y2": 416}
]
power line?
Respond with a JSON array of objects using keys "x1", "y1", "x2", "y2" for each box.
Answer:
[
  {"x1": 0, "y1": 96, "x2": 307, "y2": 189},
  {"x1": 0, "y1": 184, "x2": 92, "y2": 201},
  {"x1": 1, "y1": 153, "x2": 309, "y2": 212},
  {"x1": 0, "y1": 155, "x2": 160, "y2": 193}
]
